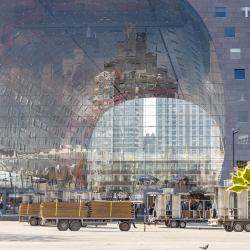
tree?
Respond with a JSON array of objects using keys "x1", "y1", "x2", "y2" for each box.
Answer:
[{"x1": 227, "y1": 163, "x2": 250, "y2": 192}]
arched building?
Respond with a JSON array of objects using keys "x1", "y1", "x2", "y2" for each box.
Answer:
[{"x1": 0, "y1": 0, "x2": 248, "y2": 193}]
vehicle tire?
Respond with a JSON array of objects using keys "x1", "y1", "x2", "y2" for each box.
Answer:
[
  {"x1": 57, "y1": 220, "x2": 69, "y2": 231},
  {"x1": 170, "y1": 220, "x2": 179, "y2": 228},
  {"x1": 69, "y1": 220, "x2": 81, "y2": 231},
  {"x1": 82, "y1": 224, "x2": 87, "y2": 228},
  {"x1": 233, "y1": 222, "x2": 244, "y2": 232},
  {"x1": 224, "y1": 225, "x2": 233, "y2": 232},
  {"x1": 244, "y1": 223, "x2": 250, "y2": 232},
  {"x1": 119, "y1": 222, "x2": 131, "y2": 231},
  {"x1": 179, "y1": 221, "x2": 186, "y2": 228},
  {"x1": 38, "y1": 218, "x2": 44, "y2": 226},
  {"x1": 29, "y1": 217, "x2": 39, "y2": 226},
  {"x1": 165, "y1": 220, "x2": 170, "y2": 227}
]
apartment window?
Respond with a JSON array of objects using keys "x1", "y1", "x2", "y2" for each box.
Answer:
[
  {"x1": 238, "y1": 111, "x2": 248, "y2": 122},
  {"x1": 238, "y1": 135, "x2": 249, "y2": 144},
  {"x1": 224, "y1": 27, "x2": 235, "y2": 37},
  {"x1": 242, "y1": 7, "x2": 250, "y2": 17},
  {"x1": 230, "y1": 48, "x2": 241, "y2": 59},
  {"x1": 236, "y1": 160, "x2": 248, "y2": 168},
  {"x1": 239, "y1": 92, "x2": 248, "y2": 101},
  {"x1": 234, "y1": 69, "x2": 245, "y2": 80},
  {"x1": 215, "y1": 7, "x2": 226, "y2": 17}
]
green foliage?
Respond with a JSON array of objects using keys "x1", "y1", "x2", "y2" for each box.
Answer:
[
  {"x1": 232, "y1": 175, "x2": 245, "y2": 185},
  {"x1": 226, "y1": 185, "x2": 250, "y2": 193},
  {"x1": 242, "y1": 167, "x2": 250, "y2": 183},
  {"x1": 227, "y1": 164, "x2": 250, "y2": 192}
]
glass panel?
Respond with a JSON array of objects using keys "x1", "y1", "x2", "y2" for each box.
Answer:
[
  {"x1": 215, "y1": 7, "x2": 226, "y2": 17},
  {"x1": 234, "y1": 69, "x2": 245, "y2": 80},
  {"x1": 238, "y1": 111, "x2": 248, "y2": 122},
  {"x1": 230, "y1": 48, "x2": 241, "y2": 59},
  {"x1": 242, "y1": 7, "x2": 250, "y2": 17},
  {"x1": 224, "y1": 27, "x2": 235, "y2": 37},
  {"x1": 87, "y1": 98, "x2": 224, "y2": 193},
  {"x1": 238, "y1": 134, "x2": 249, "y2": 144}
]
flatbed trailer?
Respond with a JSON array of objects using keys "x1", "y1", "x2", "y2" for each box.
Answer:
[
  {"x1": 208, "y1": 187, "x2": 250, "y2": 232},
  {"x1": 147, "y1": 192, "x2": 212, "y2": 228},
  {"x1": 216, "y1": 218, "x2": 250, "y2": 232},
  {"x1": 40, "y1": 200, "x2": 135, "y2": 231}
]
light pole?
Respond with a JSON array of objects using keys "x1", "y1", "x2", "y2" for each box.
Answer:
[{"x1": 232, "y1": 128, "x2": 239, "y2": 170}]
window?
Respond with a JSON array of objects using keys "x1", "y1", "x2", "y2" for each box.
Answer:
[
  {"x1": 215, "y1": 7, "x2": 226, "y2": 17},
  {"x1": 236, "y1": 160, "x2": 248, "y2": 168},
  {"x1": 242, "y1": 7, "x2": 250, "y2": 17},
  {"x1": 230, "y1": 48, "x2": 241, "y2": 59},
  {"x1": 238, "y1": 111, "x2": 248, "y2": 122},
  {"x1": 224, "y1": 27, "x2": 235, "y2": 37},
  {"x1": 238, "y1": 135, "x2": 249, "y2": 144},
  {"x1": 239, "y1": 92, "x2": 248, "y2": 101},
  {"x1": 234, "y1": 69, "x2": 245, "y2": 80}
]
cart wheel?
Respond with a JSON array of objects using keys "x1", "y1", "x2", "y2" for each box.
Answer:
[
  {"x1": 170, "y1": 220, "x2": 179, "y2": 228},
  {"x1": 57, "y1": 220, "x2": 69, "y2": 231},
  {"x1": 233, "y1": 222, "x2": 244, "y2": 232},
  {"x1": 38, "y1": 219, "x2": 43, "y2": 226},
  {"x1": 179, "y1": 221, "x2": 186, "y2": 228},
  {"x1": 119, "y1": 222, "x2": 131, "y2": 231},
  {"x1": 69, "y1": 220, "x2": 81, "y2": 231},
  {"x1": 224, "y1": 225, "x2": 233, "y2": 232},
  {"x1": 164, "y1": 220, "x2": 170, "y2": 227},
  {"x1": 29, "y1": 217, "x2": 39, "y2": 226},
  {"x1": 244, "y1": 223, "x2": 250, "y2": 232}
]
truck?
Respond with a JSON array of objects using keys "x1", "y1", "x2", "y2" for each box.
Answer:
[
  {"x1": 19, "y1": 202, "x2": 41, "y2": 226},
  {"x1": 19, "y1": 193, "x2": 45, "y2": 226},
  {"x1": 18, "y1": 190, "x2": 94, "y2": 226},
  {"x1": 38, "y1": 200, "x2": 135, "y2": 231},
  {"x1": 146, "y1": 191, "x2": 213, "y2": 228},
  {"x1": 208, "y1": 187, "x2": 250, "y2": 232}
]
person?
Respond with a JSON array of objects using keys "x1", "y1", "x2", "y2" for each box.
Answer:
[
  {"x1": 197, "y1": 202, "x2": 203, "y2": 218},
  {"x1": 0, "y1": 201, "x2": 3, "y2": 216},
  {"x1": 212, "y1": 201, "x2": 217, "y2": 218}
]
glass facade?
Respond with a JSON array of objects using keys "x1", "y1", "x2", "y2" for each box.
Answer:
[
  {"x1": 0, "y1": 0, "x2": 225, "y2": 193},
  {"x1": 87, "y1": 98, "x2": 224, "y2": 193}
]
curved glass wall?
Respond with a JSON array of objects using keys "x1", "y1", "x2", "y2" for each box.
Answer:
[
  {"x1": 88, "y1": 98, "x2": 224, "y2": 193},
  {"x1": 0, "y1": 0, "x2": 224, "y2": 191}
]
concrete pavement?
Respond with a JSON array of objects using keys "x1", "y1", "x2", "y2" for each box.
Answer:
[{"x1": 0, "y1": 221, "x2": 249, "y2": 250}]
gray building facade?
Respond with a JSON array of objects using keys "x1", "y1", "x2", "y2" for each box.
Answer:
[{"x1": 188, "y1": 0, "x2": 250, "y2": 179}]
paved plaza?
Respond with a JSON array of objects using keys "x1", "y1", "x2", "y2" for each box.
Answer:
[{"x1": 0, "y1": 222, "x2": 249, "y2": 250}]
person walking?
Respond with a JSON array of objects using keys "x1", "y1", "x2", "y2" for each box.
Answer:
[
  {"x1": 0, "y1": 200, "x2": 3, "y2": 216},
  {"x1": 212, "y1": 201, "x2": 217, "y2": 218}
]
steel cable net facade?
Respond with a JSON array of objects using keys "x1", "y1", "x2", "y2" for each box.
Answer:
[{"x1": 0, "y1": 0, "x2": 224, "y2": 190}]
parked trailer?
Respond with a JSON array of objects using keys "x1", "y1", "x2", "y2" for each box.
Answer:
[
  {"x1": 208, "y1": 187, "x2": 250, "y2": 232},
  {"x1": 40, "y1": 200, "x2": 135, "y2": 231},
  {"x1": 19, "y1": 203, "x2": 41, "y2": 226},
  {"x1": 147, "y1": 192, "x2": 212, "y2": 228}
]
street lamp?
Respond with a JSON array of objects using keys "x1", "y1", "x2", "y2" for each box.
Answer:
[{"x1": 232, "y1": 128, "x2": 239, "y2": 170}]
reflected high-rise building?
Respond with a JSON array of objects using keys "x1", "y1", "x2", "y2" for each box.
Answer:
[{"x1": 88, "y1": 97, "x2": 224, "y2": 194}]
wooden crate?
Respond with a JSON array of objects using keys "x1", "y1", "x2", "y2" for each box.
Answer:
[
  {"x1": 19, "y1": 203, "x2": 40, "y2": 217},
  {"x1": 40, "y1": 201, "x2": 89, "y2": 218},
  {"x1": 40, "y1": 201, "x2": 134, "y2": 219},
  {"x1": 89, "y1": 201, "x2": 134, "y2": 219}
]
